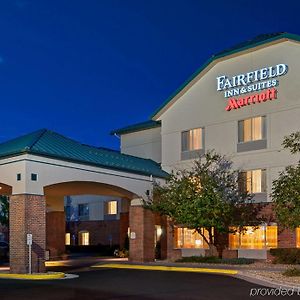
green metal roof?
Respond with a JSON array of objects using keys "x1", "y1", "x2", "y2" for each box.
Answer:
[
  {"x1": 111, "y1": 120, "x2": 161, "y2": 136},
  {"x1": 151, "y1": 32, "x2": 300, "y2": 119},
  {"x1": 0, "y1": 129, "x2": 168, "y2": 178}
]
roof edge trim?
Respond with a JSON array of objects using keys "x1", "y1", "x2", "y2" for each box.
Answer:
[{"x1": 110, "y1": 120, "x2": 161, "y2": 136}]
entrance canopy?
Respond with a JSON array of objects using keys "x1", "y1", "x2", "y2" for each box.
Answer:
[
  {"x1": 0, "y1": 129, "x2": 167, "y2": 274},
  {"x1": 0, "y1": 129, "x2": 167, "y2": 196}
]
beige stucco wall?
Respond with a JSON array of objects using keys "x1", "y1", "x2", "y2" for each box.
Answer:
[
  {"x1": 0, "y1": 154, "x2": 158, "y2": 198},
  {"x1": 156, "y1": 40, "x2": 300, "y2": 202},
  {"x1": 64, "y1": 195, "x2": 125, "y2": 221},
  {"x1": 120, "y1": 127, "x2": 162, "y2": 163},
  {"x1": 0, "y1": 156, "x2": 26, "y2": 194}
]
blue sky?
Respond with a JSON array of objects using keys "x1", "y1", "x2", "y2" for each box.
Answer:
[{"x1": 0, "y1": 0, "x2": 299, "y2": 149}]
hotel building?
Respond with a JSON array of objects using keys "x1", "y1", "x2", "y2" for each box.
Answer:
[
  {"x1": 1, "y1": 33, "x2": 300, "y2": 273},
  {"x1": 111, "y1": 32, "x2": 300, "y2": 259}
]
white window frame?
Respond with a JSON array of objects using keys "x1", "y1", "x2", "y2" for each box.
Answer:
[
  {"x1": 239, "y1": 169, "x2": 267, "y2": 194},
  {"x1": 238, "y1": 116, "x2": 266, "y2": 143},
  {"x1": 181, "y1": 127, "x2": 204, "y2": 152}
]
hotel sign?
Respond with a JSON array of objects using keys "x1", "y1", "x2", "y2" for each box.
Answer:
[{"x1": 216, "y1": 64, "x2": 288, "y2": 111}]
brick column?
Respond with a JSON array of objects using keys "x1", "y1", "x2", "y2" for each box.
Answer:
[
  {"x1": 46, "y1": 211, "x2": 65, "y2": 259},
  {"x1": 129, "y1": 199, "x2": 155, "y2": 262},
  {"x1": 10, "y1": 194, "x2": 46, "y2": 274}
]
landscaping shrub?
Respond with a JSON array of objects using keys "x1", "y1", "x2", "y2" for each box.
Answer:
[
  {"x1": 114, "y1": 248, "x2": 129, "y2": 258},
  {"x1": 176, "y1": 256, "x2": 255, "y2": 265},
  {"x1": 270, "y1": 248, "x2": 300, "y2": 264},
  {"x1": 283, "y1": 267, "x2": 300, "y2": 277}
]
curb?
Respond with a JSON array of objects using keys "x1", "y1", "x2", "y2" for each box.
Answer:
[
  {"x1": 94, "y1": 263, "x2": 300, "y2": 289},
  {"x1": 236, "y1": 272, "x2": 300, "y2": 290},
  {"x1": 0, "y1": 272, "x2": 65, "y2": 280},
  {"x1": 92, "y1": 263, "x2": 238, "y2": 275}
]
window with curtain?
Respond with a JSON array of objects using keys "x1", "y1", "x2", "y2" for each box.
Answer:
[
  {"x1": 239, "y1": 169, "x2": 266, "y2": 193},
  {"x1": 174, "y1": 227, "x2": 210, "y2": 249},
  {"x1": 79, "y1": 231, "x2": 89, "y2": 246},
  {"x1": 106, "y1": 200, "x2": 118, "y2": 215},
  {"x1": 238, "y1": 116, "x2": 266, "y2": 143},
  {"x1": 296, "y1": 228, "x2": 300, "y2": 248},
  {"x1": 229, "y1": 226, "x2": 277, "y2": 249},
  {"x1": 181, "y1": 128, "x2": 203, "y2": 152},
  {"x1": 65, "y1": 233, "x2": 71, "y2": 245}
]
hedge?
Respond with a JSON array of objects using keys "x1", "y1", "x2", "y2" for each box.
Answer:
[
  {"x1": 176, "y1": 256, "x2": 255, "y2": 265},
  {"x1": 270, "y1": 248, "x2": 300, "y2": 264}
]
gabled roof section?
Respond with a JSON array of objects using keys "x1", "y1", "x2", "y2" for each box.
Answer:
[
  {"x1": 151, "y1": 32, "x2": 300, "y2": 120},
  {"x1": 110, "y1": 120, "x2": 161, "y2": 136},
  {"x1": 0, "y1": 129, "x2": 168, "y2": 178}
]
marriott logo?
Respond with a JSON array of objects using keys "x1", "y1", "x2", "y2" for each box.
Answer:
[{"x1": 225, "y1": 88, "x2": 277, "y2": 111}]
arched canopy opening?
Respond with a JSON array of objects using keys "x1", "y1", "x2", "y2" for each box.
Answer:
[
  {"x1": 43, "y1": 181, "x2": 134, "y2": 256},
  {"x1": 44, "y1": 181, "x2": 137, "y2": 199}
]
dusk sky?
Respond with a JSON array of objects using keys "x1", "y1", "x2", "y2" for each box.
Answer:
[{"x1": 1, "y1": 0, "x2": 300, "y2": 150}]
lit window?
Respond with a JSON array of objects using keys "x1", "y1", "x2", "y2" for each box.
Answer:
[
  {"x1": 238, "y1": 116, "x2": 266, "y2": 143},
  {"x1": 239, "y1": 169, "x2": 266, "y2": 193},
  {"x1": 155, "y1": 225, "x2": 162, "y2": 245},
  {"x1": 174, "y1": 227, "x2": 209, "y2": 249},
  {"x1": 65, "y1": 233, "x2": 71, "y2": 245},
  {"x1": 78, "y1": 203, "x2": 89, "y2": 220},
  {"x1": 107, "y1": 201, "x2": 117, "y2": 215},
  {"x1": 182, "y1": 128, "x2": 204, "y2": 152},
  {"x1": 229, "y1": 226, "x2": 277, "y2": 249},
  {"x1": 79, "y1": 231, "x2": 89, "y2": 246},
  {"x1": 296, "y1": 228, "x2": 300, "y2": 248}
]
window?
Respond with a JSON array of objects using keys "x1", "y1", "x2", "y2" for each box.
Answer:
[
  {"x1": 31, "y1": 173, "x2": 38, "y2": 181},
  {"x1": 65, "y1": 233, "x2": 71, "y2": 245},
  {"x1": 182, "y1": 128, "x2": 203, "y2": 152},
  {"x1": 181, "y1": 128, "x2": 205, "y2": 160},
  {"x1": 174, "y1": 227, "x2": 209, "y2": 249},
  {"x1": 78, "y1": 204, "x2": 89, "y2": 220},
  {"x1": 238, "y1": 116, "x2": 266, "y2": 143},
  {"x1": 106, "y1": 200, "x2": 117, "y2": 215},
  {"x1": 229, "y1": 226, "x2": 277, "y2": 249},
  {"x1": 79, "y1": 231, "x2": 89, "y2": 246},
  {"x1": 17, "y1": 174, "x2": 21, "y2": 181},
  {"x1": 239, "y1": 169, "x2": 266, "y2": 193},
  {"x1": 296, "y1": 228, "x2": 300, "y2": 248},
  {"x1": 155, "y1": 225, "x2": 163, "y2": 245}
]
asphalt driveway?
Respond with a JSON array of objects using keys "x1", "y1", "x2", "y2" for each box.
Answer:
[{"x1": 0, "y1": 268, "x2": 298, "y2": 300}]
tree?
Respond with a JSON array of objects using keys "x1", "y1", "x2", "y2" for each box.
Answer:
[
  {"x1": 0, "y1": 196, "x2": 9, "y2": 227},
  {"x1": 145, "y1": 151, "x2": 264, "y2": 257},
  {"x1": 65, "y1": 196, "x2": 81, "y2": 245},
  {"x1": 272, "y1": 132, "x2": 300, "y2": 229}
]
